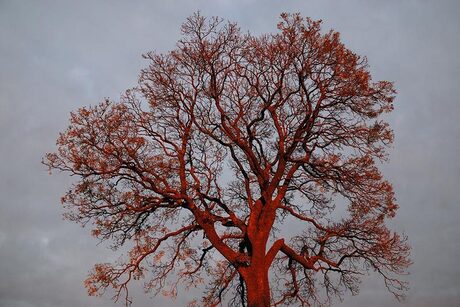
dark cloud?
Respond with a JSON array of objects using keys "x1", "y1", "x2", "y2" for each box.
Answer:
[{"x1": 1, "y1": 0, "x2": 459, "y2": 306}]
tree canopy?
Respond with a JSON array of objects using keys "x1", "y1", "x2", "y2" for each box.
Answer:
[{"x1": 44, "y1": 13, "x2": 410, "y2": 306}]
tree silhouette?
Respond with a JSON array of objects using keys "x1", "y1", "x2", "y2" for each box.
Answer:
[{"x1": 44, "y1": 13, "x2": 410, "y2": 307}]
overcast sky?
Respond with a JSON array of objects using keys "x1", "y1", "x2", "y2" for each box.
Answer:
[{"x1": 1, "y1": 0, "x2": 460, "y2": 306}]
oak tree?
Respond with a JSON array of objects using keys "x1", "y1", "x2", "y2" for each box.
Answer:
[{"x1": 44, "y1": 13, "x2": 410, "y2": 307}]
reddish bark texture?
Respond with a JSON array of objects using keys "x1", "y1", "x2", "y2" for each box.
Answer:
[{"x1": 44, "y1": 13, "x2": 410, "y2": 306}]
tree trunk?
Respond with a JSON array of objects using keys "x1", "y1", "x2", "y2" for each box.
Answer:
[
  {"x1": 244, "y1": 199, "x2": 275, "y2": 306},
  {"x1": 244, "y1": 266, "x2": 271, "y2": 307}
]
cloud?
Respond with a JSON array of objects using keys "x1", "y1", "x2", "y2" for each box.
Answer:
[{"x1": 1, "y1": 0, "x2": 459, "y2": 306}]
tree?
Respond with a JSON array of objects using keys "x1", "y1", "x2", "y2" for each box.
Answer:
[{"x1": 44, "y1": 13, "x2": 410, "y2": 307}]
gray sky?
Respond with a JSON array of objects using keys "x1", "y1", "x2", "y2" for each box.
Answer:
[{"x1": 1, "y1": 0, "x2": 459, "y2": 306}]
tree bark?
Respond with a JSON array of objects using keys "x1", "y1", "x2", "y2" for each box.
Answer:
[
  {"x1": 244, "y1": 266, "x2": 271, "y2": 307},
  {"x1": 242, "y1": 199, "x2": 276, "y2": 306}
]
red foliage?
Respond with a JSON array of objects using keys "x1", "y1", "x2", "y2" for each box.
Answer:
[{"x1": 44, "y1": 13, "x2": 410, "y2": 306}]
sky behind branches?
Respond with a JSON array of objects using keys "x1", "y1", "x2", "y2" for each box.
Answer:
[{"x1": 1, "y1": 0, "x2": 460, "y2": 306}]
